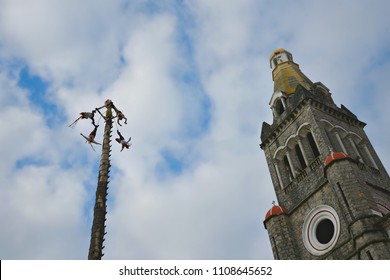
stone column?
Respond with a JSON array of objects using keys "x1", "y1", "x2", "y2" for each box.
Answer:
[
  {"x1": 335, "y1": 132, "x2": 347, "y2": 154},
  {"x1": 285, "y1": 150, "x2": 296, "y2": 178},
  {"x1": 348, "y1": 138, "x2": 363, "y2": 163},
  {"x1": 274, "y1": 162, "x2": 284, "y2": 189},
  {"x1": 297, "y1": 138, "x2": 309, "y2": 166},
  {"x1": 363, "y1": 144, "x2": 379, "y2": 169}
]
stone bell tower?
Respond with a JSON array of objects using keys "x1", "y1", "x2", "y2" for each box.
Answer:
[{"x1": 260, "y1": 48, "x2": 390, "y2": 259}]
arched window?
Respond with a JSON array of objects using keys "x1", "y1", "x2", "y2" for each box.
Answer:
[
  {"x1": 347, "y1": 137, "x2": 363, "y2": 163},
  {"x1": 295, "y1": 144, "x2": 307, "y2": 169},
  {"x1": 307, "y1": 132, "x2": 320, "y2": 158},
  {"x1": 274, "y1": 99, "x2": 285, "y2": 116}
]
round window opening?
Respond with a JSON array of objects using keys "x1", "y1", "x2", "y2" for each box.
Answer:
[
  {"x1": 302, "y1": 205, "x2": 340, "y2": 256},
  {"x1": 316, "y1": 219, "x2": 335, "y2": 244}
]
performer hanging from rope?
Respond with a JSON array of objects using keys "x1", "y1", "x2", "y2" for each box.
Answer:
[
  {"x1": 115, "y1": 130, "x2": 132, "y2": 152},
  {"x1": 68, "y1": 110, "x2": 96, "y2": 128},
  {"x1": 80, "y1": 124, "x2": 101, "y2": 152},
  {"x1": 116, "y1": 110, "x2": 128, "y2": 126}
]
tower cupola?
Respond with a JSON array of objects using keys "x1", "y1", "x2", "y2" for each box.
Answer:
[{"x1": 270, "y1": 48, "x2": 313, "y2": 95}]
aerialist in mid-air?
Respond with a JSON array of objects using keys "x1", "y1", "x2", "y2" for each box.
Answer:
[
  {"x1": 115, "y1": 130, "x2": 131, "y2": 152},
  {"x1": 68, "y1": 110, "x2": 96, "y2": 128},
  {"x1": 116, "y1": 110, "x2": 128, "y2": 126},
  {"x1": 80, "y1": 124, "x2": 101, "y2": 152}
]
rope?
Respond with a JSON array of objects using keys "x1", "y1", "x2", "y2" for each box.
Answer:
[
  {"x1": 114, "y1": 117, "x2": 119, "y2": 131},
  {"x1": 97, "y1": 114, "x2": 102, "y2": 126}
]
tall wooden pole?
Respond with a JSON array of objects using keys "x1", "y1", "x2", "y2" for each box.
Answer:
[{"x1": 88, "y1": 106, "x2": 113, "y2": 260}]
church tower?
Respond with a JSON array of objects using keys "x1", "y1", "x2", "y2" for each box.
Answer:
[{"x1": 260, "y1": 48, "x2": 390, "y2": 259}]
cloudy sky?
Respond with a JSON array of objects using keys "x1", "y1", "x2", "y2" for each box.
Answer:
[{"x1": 1, "y1": 0, "x2": 390, "y2": 260}]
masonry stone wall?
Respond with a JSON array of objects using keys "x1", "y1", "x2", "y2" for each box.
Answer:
[{"x1": 264, "y1": 214, "x2": 299, "y2": 259}]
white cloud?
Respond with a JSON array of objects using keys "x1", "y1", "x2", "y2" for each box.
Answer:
[
  {"x1": 0, "y1": 0, "x2": 389, "y2": 260},
  {"x1": 0, "y1": 165, "x2": 90, "y2": 259},
  {"x1": 0, "y1": 73, "x2": 48, "y2": 172},
  {"x1": 0, "y1": 70, "x2": 96, "y2": 259},
  {"x1": 0, "y1": 0, "x2": 125, "y2": 88}
]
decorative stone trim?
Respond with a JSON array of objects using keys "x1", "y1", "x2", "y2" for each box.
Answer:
[{"x1": 302, "y1": 205, "x2": 341, "y2": 256}]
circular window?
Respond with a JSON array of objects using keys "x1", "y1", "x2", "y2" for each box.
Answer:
[
  {"x1": 316, "y1": 219, "x2": 334, "y2": 244},
  {"x1": 302, "y1": 205, "x2": 340, "y2": 256}
]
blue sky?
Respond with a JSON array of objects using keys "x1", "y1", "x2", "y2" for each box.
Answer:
[{"x1": 1, "y1": 0, "x2": 390, "y2": 260}]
